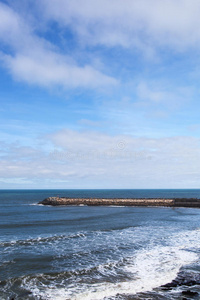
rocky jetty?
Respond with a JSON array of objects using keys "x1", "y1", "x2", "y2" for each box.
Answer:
[{"x1": 38, "y1": 197, "x2": 200, "y2": 208}]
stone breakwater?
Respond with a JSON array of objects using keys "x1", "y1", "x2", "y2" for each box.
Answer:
[{"x1": 38, "y1": 197, "x2": 200, "y2": 208}]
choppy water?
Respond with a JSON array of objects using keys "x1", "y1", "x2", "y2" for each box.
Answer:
[{"x1": 1, "y1": 189, "x2": 200, "y2": 300}]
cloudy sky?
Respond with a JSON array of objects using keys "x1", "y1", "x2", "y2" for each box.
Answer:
[{"x1": 1, "y1": 0, "x2": 200, "y2": 189}]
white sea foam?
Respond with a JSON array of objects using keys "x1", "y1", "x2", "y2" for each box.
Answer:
[
  {"x1": 67, "y1": 248, "x2": 197, "y2": 300},
  {"x1": 24, "y1": 228, "x2": 200, "y2": 300}
]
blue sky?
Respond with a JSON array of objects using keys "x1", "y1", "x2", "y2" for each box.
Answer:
[{"x1": 1, "y1": 0, "x2": 200, "y2": 189}]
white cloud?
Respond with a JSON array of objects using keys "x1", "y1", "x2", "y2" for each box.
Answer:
[
  {"x1": 1, "y1": 0, "x2": 199, "y2": 90},
  {"x1": 0, "y1": 3, "x2": 27, "y2": 47},
  {"x1": 137, "y1": 82, "x2": 165, "y2": 103},
  {"x1": 136, "y1": 81, "x2": 193, "y2": 109},
  {"x1": 41, "y1": 0, "x2": 200, "y2": 51},
  {"x1": 1, "y1": 129, "x2": 200, "y2": 188},
  {"x1": 0, "y1": 2, "x2": 117, "y2": 89},
  {"x1": 2, "y1": 52, "x2": 116, "y2": 88}
]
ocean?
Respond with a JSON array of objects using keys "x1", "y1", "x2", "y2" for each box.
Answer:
[{"x1": 1, "y1": 189, "x2": 200, "y2": 300}]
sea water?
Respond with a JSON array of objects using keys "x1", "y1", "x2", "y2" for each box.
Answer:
[{"x1": 1, "y1": 189, "x2": 200, "y2": 299}]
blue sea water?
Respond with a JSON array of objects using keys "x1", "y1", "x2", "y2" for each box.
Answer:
[{"x1": 1, "y1": 189, "x2": 200, "y2": 299}]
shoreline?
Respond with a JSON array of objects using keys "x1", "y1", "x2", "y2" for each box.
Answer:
[{"x1": 38, "y1": 197, "x2": 200, "y2": 208}]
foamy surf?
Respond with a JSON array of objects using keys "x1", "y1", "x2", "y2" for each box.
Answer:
[
  {"x1": 68, "y1": 249, "x2": 197, "y2": 300},
  {"x1": 24, "y1": 228, "x2": 199, "y2": 300}
]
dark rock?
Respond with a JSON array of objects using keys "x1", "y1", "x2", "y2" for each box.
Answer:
[
  {"x1": 182, "y1": 290, "x2": 199, "y2": 296},
  {"x1": 161, "y1": 270, "x2": 200, "y2": 289},
  {"x1": 19, "y1": 290, "x2": 32, "y2": 297}
]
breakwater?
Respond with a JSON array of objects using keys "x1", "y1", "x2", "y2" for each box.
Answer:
[{"x1": 39, "y1": 197, "x2": 200, "y2": 208}]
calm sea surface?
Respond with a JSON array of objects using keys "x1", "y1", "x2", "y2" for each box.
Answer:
[{"x1": 1, "y1": 189, "x2": 200, "y2": 299}]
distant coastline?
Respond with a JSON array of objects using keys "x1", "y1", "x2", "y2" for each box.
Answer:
[{"x1": 39, "y1": 197, "x2": 200, "y2": 208}]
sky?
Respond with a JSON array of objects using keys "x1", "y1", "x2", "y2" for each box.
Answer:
[{"x1": 1, "y1": 0, "x2": 200, "y2": 189}]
